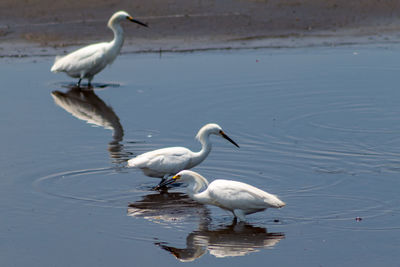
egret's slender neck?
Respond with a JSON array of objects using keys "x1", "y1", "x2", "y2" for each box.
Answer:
[
  {"x1": 186, "y1": 175, "x2": 211, "y2": 204},
  {"x1": 108, "y1": 22, "x2": 125, "y2": 52},
  {"x1": 190, "y1": 131, "x2": 212, "y2": 168}
]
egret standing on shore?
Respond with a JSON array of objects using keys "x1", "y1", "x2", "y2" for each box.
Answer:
[
  {"x1": 127, "y1": 123, "x2": 239, "y2": 183},
  {"x1": 157, "y1": 170, "x2": 286, "y2": 221},
  {"x1": 50, "y1": 11, "x2": 148, "y2": 87}
]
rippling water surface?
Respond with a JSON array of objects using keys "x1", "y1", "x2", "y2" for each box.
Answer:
[{"x1": 1, "y1": 45, "x2": 400, "y2": 266}]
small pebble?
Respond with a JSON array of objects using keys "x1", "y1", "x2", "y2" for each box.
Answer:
[{"x1": 355, "y1": 217, "x2": 362, "y2": 222}]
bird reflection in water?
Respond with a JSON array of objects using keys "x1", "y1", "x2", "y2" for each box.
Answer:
[
  {"x1": 127, "y1": 191, "x2": 210, "y2": 224},
  {"x1": 51, "y1": 86, "x2": 131, "y2": 163},
  {"x1": 127, "y1": 191, "x2": 284, "y2": 261},
  {"x1": 156, "y1": 222, "x2": 284, "y2": 261}
]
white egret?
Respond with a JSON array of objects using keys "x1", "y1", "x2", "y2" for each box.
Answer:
[
  {"x1": 157, "y1": 170, "x2": 285, "y2": 221},
  {"x1": 127, "y1": 123, "x2": 239, "y2": 183},
  {"x1": 50, "y1": 11, "x2": 148, "y2": 87}
]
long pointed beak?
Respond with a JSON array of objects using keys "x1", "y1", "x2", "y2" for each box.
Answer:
[
  {"x1": 128, "y1": 17, "x2": 148, "y2": 27},
  {"x1": 220, "y1": 131, "x2": 240, "y2": 148},
  {"x1": 153, "y1": 178, "x2": 176, "y2": 190}
]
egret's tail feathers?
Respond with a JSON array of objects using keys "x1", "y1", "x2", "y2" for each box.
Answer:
[
  {"x1": 50, "y1": 55, "x2": 64, "y2": 72},
  {"x1": 265, "y1": 195, "x2": 286, "y2": 209},
  {"x1": 127, "y1": 158, "x2": 136, "y2": 167},
  {"x1": 127, "y1": 157, "x2": 145, "y2": 167},
  {"x1": 275, "y1": 200, "x2": 286, "y2": 208}
]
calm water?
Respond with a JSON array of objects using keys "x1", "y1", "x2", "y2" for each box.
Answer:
[{"x1": 1, "y1": 45, "x2": 400, "y2": 266}]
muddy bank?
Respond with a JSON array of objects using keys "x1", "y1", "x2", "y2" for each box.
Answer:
[{"x1": 1, "y1": 0, "x2": 400, "y2": 57}]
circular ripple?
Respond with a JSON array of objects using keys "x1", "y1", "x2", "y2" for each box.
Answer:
[
  {"x1": 33, "y1": 167, "x2": 145, "y2": 208},
  {"x1": 214, "y1": 130, "x2": 349, "y2": 192}
]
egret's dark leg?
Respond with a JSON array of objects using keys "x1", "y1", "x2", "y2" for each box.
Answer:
[
  {"x1": 77, "y1": 78, "x2": 82, "y2": 87},
  {"x1": 88, "y1": 78, "x2": 93, "y2": 89},
  {"x1": 232, "y1": 216, "x2": 238, "y2": 225},
  {"x1": 233, "y1": 209, "x2": 246, "y2": 222}
]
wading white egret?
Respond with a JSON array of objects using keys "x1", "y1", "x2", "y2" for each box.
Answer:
[
  {"x1": 50, "y1": 11, "x2": 148, "y2": 87},
  {"x1": 127, "y1": 123, "x2": 239, "y2": 184},
  {"x1": 157, "y1": 170, "x2": 285, "y2": 221}
]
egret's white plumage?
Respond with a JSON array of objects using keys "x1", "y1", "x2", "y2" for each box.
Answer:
[
  {"x1": 158, "y1": 170, "x2": 285, "y2": 221},
  {"x1": 50, "y1": 11, "x2": 147, "y2": 86},
  {"x1": 127, "y1": 123, "x2": 239, "y2": 181}
]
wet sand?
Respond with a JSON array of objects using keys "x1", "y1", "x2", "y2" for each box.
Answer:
[{"x1": 2, "y1": 0, "x2": 400, "y2": 56}]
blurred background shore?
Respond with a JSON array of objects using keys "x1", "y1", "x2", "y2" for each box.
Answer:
[{"x1": 1, "y1": 0, "x2": 400, "y2": 57}]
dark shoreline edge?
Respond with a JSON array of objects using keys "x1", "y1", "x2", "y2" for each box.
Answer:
[
  {"x1": 2, "y1": 29, "x2": 400, "y2": 59},
  {"x1": 2, "y1": 0, "x2": 400, "y2": 58}
]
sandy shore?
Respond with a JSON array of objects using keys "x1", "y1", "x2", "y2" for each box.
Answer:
[{"x1": 2, "y1": 0, "x2": 400, "y2": 57}]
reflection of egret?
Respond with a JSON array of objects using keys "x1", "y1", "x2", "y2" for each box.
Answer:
[
  {"x1": 127, "y1": 191, "x2": 210, "y2": 224},
  {"x1": 157, "y1": 221, "x2": 285, "y2": 261},
  {"x1": 127, "y1": 123, "x2": 239, "y2": 185},
  {"x1": 51, "y1": 11, "x2": 148, "y2": 87},
  {"x1": 158, "y1": 170, "x2": 285, "y2": 221},
  {"x1": 51, "y1": 87, "x2": 129, "y2": 161}
]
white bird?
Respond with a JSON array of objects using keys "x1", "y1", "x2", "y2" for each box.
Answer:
[
  {"x1": 157, "y1": 170, "x2": 286, "y2": 221},
  {"x1": 50, "y1": 11, "x2": 148, "y2": 87},
  {"x1": 127, "y1": 123, "x2": 239, "y2": 183}
]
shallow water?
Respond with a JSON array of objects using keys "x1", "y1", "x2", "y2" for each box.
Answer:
[{"x1": 1, "y1": 45, "x2": 400, "y2": 266}]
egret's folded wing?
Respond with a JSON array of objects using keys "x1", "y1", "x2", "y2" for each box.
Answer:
[
  {"x1": 128, "y1": 147, "x2": 192, "y2": 174},
  {"x1": 208, "y1": 180, "x2": 280, "y2": 209},
  {"x1": 51, "y1": 43, "x2": 108, "y2": 74},
  {"x1": 146, "y1": 151, "x2": 191, "y2": 173}
]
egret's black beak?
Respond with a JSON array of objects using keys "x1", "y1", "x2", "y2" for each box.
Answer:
[
  {"x1": 153, "y1": 177, "x2": 176, "y2": 190},
  {"x1": 220, "y1": 131, "x2": 240, "y2": 148},
  {"x1": 128, "y1": 17, "x2": 148, "y2": 27}
]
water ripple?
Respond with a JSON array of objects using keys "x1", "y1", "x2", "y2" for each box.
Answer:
[{"x1": 33, "y1": 167, "x2": 140, "y2": 208}]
